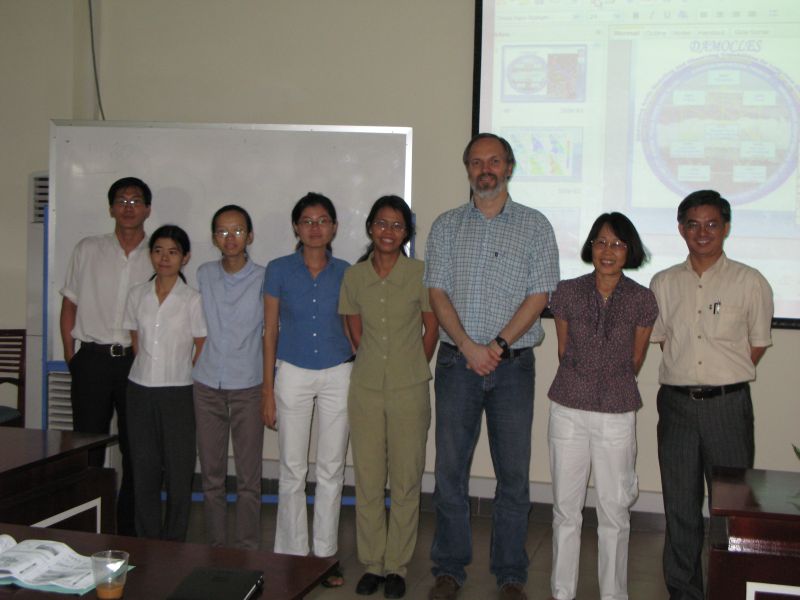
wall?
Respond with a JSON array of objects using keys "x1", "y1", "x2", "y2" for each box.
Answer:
[{"x1": 1, "y1": 0, "x2": 797, "y2": 502}]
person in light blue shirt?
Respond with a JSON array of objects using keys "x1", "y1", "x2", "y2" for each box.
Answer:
[
  {"x1": 424, "y1": 133, "x2": 559, "y2": 600},
  {"x1": 192, "y1": 205, "x2": 266, "y2": 550},
  {"x1": 262, "y1": 192, "x2": 353, "y2": 588}
]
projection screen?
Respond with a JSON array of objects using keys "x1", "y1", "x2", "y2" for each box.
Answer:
[{"x1": 477, "y1": 0, "x2": 800, "y2": 326}]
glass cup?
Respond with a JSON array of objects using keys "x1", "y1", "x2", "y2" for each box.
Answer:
[{"x1": 91, "y1": 550, "x2": 129, "y2": 599}]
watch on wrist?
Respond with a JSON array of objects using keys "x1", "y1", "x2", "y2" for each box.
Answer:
[{"x1": 494, "y1": 336, "x2": 510, "y2": 359}]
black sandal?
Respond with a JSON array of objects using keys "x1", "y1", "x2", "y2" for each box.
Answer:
[{"x1": 321, "y1": 566, "x2": 345, "y2": 588}]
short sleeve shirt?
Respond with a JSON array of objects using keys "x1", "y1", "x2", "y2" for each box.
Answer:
[
  {"x1": 423, "y1": 198, "x2": 559, "y2": 347},
  {"x1": 339, "y1": 254, "x2": 432, "y2": 391},
  {"x1": 263, "y1": 250, "x2": 352, "y2": 370},
  {"x1": 650, "y1": 254, "x2": 773, "y2": 386},
  {"x1": 548, "y1": 273, "x2": 658, "y2": 413},
  {"x1": 124, "y1": 279, "x2": 207, "y2": 387},
  {"x1": 192, "y1": 259, "x2": 265, "y2": 389},
  {"x1": 60, "y1": 233, "x2": 152, "y2": 346}
]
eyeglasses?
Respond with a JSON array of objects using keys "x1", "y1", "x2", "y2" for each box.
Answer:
[
  {"x1": 683, "y1": 220, "x2": 722, "y2": 232},
  {"x1": 591, "y1": 238, "x2": 627, "y2": 251},
  {"x1": 298, "y1": 217, "x2": 333, "y2": 228},
  {"x1": 372, "y1": 219, "x2": 406, "y2": 232},
  {"x1": 113, "y1": 197, "x2": 146, "y2": 208},
  {"x1": 214, "y1": 227, "x2": 248, "y2": 239}
]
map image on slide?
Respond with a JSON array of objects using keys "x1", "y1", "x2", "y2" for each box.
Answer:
[
  {"x1": 638, "y1": 54, "x2": 800, "y2": 205},
  {"x1": 502, "y1": 127, "x2": 583, "y2": 182},
  {"x1": 501, "y1": 44, "x2": 587, "y2": 102}
]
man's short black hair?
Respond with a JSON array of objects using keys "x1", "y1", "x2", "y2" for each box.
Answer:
[
  {"x1": 107, "y1": 177, "x2": 152, "y2": 206},
  {"x1": 677, "y1": 189, "x2": 731, "y2": 224},
  {"x1": 462, "y1": 133, "x2": 516, "y2": 170},
  {"x1": 580, "y1": 212, "x2": 649, "y2": 269}
]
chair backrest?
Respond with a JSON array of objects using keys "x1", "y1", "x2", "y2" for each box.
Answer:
[{"x1": 0, "y1": 329, "x2": 25, "y2": 426}]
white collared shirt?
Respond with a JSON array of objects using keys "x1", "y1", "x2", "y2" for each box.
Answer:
[
  {"x1": 124, "y1": 279, "x2": 207, "y2": 387},
  {"x1": 61, "y1": 233, "x2": 153, "y2": 345}
]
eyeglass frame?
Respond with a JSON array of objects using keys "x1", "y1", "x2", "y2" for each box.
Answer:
[
  {"x1": 590, "y1": 238, "x2": 628, "y2": 251},
  {"x1": 214, "y1": 227, "x2": 249, "y2": 239},
  {"x1": 370, "y1": 219, "x2": 407, "y2": 233},
  {"x1": 297, "y1": 217, "x2": 335, "y2": 228}
]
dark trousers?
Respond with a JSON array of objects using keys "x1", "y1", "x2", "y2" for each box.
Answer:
[
  {"x1": 69, "y1": 345, "x2": 136, "y2": 536},
  {"x1": 126, "y1": 381, "x2": 196, "y2": 542},
  {"x1": 656, "y1": 384, "x2": 754, "y2": 600}
]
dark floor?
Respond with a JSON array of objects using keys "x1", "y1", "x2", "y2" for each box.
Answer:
[{"x1": 184, "y1": 500, "x2": 674, "y2": 600}]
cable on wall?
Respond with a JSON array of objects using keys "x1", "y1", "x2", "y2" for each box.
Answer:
[{"x1": 87, "y1": 0, "x2": 106, "y2": 120}]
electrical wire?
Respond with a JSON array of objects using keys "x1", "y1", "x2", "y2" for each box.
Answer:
[{"x1": 87, "y1": 0, "x2": 106, "y2": 120}]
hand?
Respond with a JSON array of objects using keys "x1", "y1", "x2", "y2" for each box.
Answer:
[
  {"x1": 461, "y1": 339, "x2": 501, "y2": 375},
  {"x1": 261, "y1": 388, "x2": 277, "y2": 430}
]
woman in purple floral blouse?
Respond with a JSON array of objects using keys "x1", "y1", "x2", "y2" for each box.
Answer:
[{"x1": 546, "y1": 212, "x2": 658, "y2": 600}]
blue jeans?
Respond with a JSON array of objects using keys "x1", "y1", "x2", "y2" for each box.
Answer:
[{"x1": 430, "y1": 342, "x2": 535, "y2": 587}]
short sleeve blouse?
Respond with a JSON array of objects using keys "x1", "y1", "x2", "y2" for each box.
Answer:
[{"x1": 547, "y1": 273, "x2": 658, "y2": 413}]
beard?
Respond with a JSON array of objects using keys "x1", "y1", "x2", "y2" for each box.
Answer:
[{"x1": 470, "y1": 174, "x2": 508, "y2": 200}]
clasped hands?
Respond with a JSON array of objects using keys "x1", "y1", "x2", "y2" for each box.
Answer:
[{"x1": 461, "y1": 338, "x2": 503, "y2": 376}]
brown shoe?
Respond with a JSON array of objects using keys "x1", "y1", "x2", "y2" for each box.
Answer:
[
  {"x1": 498, "y1": 582, "x2": 527, "y2": 600},
  {"x1": 429, "y1": 575, "x2": 460, "y2": 600}
]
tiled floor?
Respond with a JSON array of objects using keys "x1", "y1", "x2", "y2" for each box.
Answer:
[{"x1": 185, "y1": 500, "x2": 673, "y2": 600}]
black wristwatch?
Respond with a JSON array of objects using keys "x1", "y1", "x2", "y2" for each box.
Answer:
[{"x1": 494, "y1": 336, "x2": 511, "y2": 359}]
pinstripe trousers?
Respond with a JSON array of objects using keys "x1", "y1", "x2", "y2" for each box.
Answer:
[{"x1": 656, "y1": 384, "x2": 754, "y2": 600}]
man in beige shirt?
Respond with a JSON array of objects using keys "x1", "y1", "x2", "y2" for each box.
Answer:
[{"x1": 649, "y1": 189, "x2": 773, "y2": 600}]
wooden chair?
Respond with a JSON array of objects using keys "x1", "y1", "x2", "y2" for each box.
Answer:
[{"x1": 0, "y1": 329, "x2": 25, "y2": 427}]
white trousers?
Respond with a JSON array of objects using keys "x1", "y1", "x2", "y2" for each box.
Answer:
[
  {"x1": 548, "y1": 402, "x2": 638, "y2": 600},
  {"x1": 273, "y1": 360, "x2": 351, "y2": 557}
]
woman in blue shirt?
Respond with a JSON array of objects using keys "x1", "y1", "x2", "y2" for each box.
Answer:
[
  {"x1": 262, "y1": 192, "x2": 353, "y2": 587},
  {"x1": 193, "y1": 205, "x2": 266, "y2": 549}
]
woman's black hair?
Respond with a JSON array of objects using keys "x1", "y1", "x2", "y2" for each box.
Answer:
[
  {"x1": 580, "y1": 212, "x2": 648, "y2": 269},
  {"x1": 291, "y1": 192, "x2": 337, "y2": 251},
  {"x1": 211, "y1": 204, "x2": 254, "y2": 233},
  {"x1": 357, "y1": 195, "x2": 414, "y2": 263},
  {"x1": 149, "y1": 224, "x2": 191, "y2": 282}
]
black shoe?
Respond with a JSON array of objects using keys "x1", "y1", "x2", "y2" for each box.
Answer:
[
  {"x1": 384, "y1": 574, "x2": 406, "y2": 599},
  {"x1": 356, "y1": 573, "x2": 385, "y2": 595}
]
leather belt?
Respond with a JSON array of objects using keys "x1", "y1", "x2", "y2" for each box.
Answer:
[
  {"x1": 666, "y1": 382, "x2": 748, "y2": 400},
  {"x1": 440, "y1": 341, "x2": 531, "y2": 359},
  {"x1": 81, "y1": 342, "x2": 133, "y2": 358}
]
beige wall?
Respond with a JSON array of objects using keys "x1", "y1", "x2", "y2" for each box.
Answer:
[{"x1": 1, "y1": 1, "x2": 797, "y2": 496}]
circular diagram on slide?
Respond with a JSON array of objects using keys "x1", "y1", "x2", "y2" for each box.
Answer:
[
  {"x1": 638, "y1": 55, "x2": 800, "y2": 204},
  {"x1": 506, "y1": 53, "x2": 548, "y2": 95}
]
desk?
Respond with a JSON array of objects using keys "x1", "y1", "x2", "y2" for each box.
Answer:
[
  {"x1": 0, "y1": 428, "x2": 116, "y2": 533},
  {"x1": 708, "y1": 467, "x2": 800, "y2": 600},
  {"x1": 0, "y1": 522, "x2": 337, "y2": 599}
]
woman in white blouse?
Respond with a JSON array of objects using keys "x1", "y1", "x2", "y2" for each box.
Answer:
[{"x1": 124, "y1": 224, "x2": 207, "y2": 541}]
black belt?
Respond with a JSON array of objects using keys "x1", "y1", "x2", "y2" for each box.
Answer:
[
  {"x1": 80, "y1": 342, "x2": 133, "y2": 358},
  {"x1": 343, "y1": 355, "x2": 355, "y2": 363},
  {"x1": 440, "y1": 341, "x2": 530, "y2": 359},
  {"x1": 666, "y1": 382, "x2": 749, "y2": 400}
]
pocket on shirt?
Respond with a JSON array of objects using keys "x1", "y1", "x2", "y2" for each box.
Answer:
[{"x1": 713, "y1": 304, "x2": 746, "y2": 342}]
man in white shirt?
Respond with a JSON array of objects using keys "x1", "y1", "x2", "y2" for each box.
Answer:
[
  {"x1": 59, "y1": 176, "x2": 154, "y2": 536},
  {"x1": 649, "y1": 189, "x2": 773, "y2": 600}
]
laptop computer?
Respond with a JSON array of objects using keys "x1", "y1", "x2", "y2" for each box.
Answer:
[{"x1": 167, "y1": 567, "x2": 264, "y2": 600}]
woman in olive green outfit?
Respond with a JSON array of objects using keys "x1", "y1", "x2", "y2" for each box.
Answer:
[{"x1": 339, "y1": 195, "x2": 438, "y2": 599}]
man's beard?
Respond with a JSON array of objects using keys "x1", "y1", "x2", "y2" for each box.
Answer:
[{"x1": 471, "y1": 176, "x2": 507, "y2": 200}]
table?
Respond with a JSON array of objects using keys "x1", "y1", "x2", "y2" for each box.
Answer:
[
  {"x1": 708, "y1": 467, "x2": 800, "y2": 600},
  {"x1": 0, "y1": 522, "x2": 337, "y2": 599},
  {"x1": 0, "y1": 428, "x2": 117, "y2": 533}
]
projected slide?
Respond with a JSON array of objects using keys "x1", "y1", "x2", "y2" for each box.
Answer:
[{"x1": 479, "y1": 0, "x2": 800, "y2": 322}]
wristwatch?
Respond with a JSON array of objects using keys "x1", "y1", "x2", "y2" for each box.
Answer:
[{"x1": 494, "y1": 336, "x2": 510, "y2": 359}]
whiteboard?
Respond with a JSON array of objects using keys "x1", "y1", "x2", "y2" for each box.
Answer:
[{"x1": 47, "y1": 120, "x2": 412, "y2": 361}]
